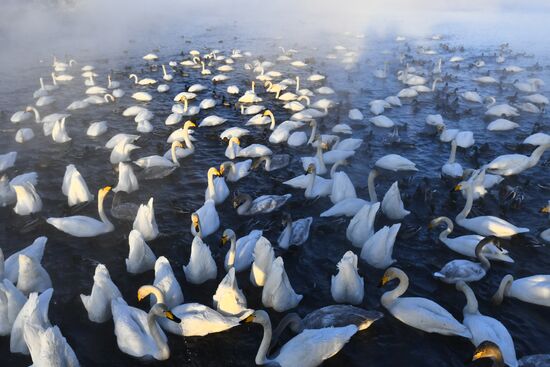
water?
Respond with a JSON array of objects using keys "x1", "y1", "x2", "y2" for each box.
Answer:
[{"x1": 0, "y1": 19, "x2": 549, "y2": 367}]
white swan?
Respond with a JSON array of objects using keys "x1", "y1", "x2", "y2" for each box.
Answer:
[
  {"x1": 15, "y1": 128, "x2": 34, "y2": 143},
  {"x1": 219, "y1": 160, "x2": 251, "y2": 182},
  {"x1": 492, "y1": 274, "x2": 550, "y2": 307},
  {"x1": 347, "y1": 202, "x2": 380, "y2": 247},
  {"x1": 109, "y1": 138, "x2": 140, "y2": 165},
  {"x1": 111, "y1": 296, "x2": 178, "y2": 360},
  {"x1": 434, "y1": 236, "x2": 500, "y2": 284},
  {"x1": 47, "y1": 186, "x2": 114, "y2": 237},
  {"x1": 87, "y1": 121, "x2": 108, "y2": 137},
  {"x1": 152, "y1": 257, "x2": 184, "y2": 308},
  {"x1": 62, "y1": 165, "x2": 93, "y2": 207},
  {"x1": 360, "y1": 223, "x2": 400, "y2": 269},
  {"x1": 13, "y1": 182, "x2": 42, "y2": 215},
  {"x1": 329, "y1": 160, "x2": 356, "y2": 204},
  {"x1": 191, "y1": 200, "x2": 219, "y2": 238},
  {"x1": 250, "y1": 238, "x2": 274, "y2": 287},
  {"x1": 23, "y1": 322, "x2": 79, "y2": 367},
  {"x1": 213, "y1": 267, "x2": 248, "y2": 316},
  {"x1": 128, "y1": 74, "x2": 157, "y2": 86},
  {"x1": 262, "y1": 257, "x2": 302, "y2": 312},
  {"x1": 331, "y1": 251, "x2": 364, "y2": 305},
  {"x1": 114, "y1": 162, "x2": 139, "y2": 193},
  {"x1": 0, "y1": 278, "x2": 26, "y2": 335},
  {"x1": 135, "y1": 141, "x2": 182, "y2": 178},
  {"x1": 80, "y1": 264, "x2": 121, "y2": 323},
  {"x1": 381, "y1": 181, "x2": 410, "y2": 220},
  {"x1": 16, "y1": 254, "x2": 52, "y2": 296},
  {"x1": 132, "y1": 198, "x2": 159, "y2": 241},
  {"x1": 126, "y1": 230, "x2": 156, "y2": 274},
  {"x1": 379, "y1": 267, "x2": 471, "y2": 338},
  {"x1": 454, "y1": 179, "x2": 529, "y2": 237},
  {"x1": 487, "y1": 119, "x2": 519, "y2": 131},
  {"x1": 183, "y1": 236, "x2": 217, "y2": 284},
  {"x1": 242, "y1": 310, "x2": 357, "y2": 367},
  {"x1": 473, "y1": 341, "x2": 549, "y2": 367},
  {"x1": 456, "y1": 281, "x2": 518, "y2": 367},
  {"x1": 484, "y1": 144, "x2": 549, "y2": 176},
  {"x1": 4, "y1": 236, "x2": 46, "y2": 284},
  {"x1": 0, "y1": 172, "x2": 37, "y2": 208},
  {"x1": 428, "y1": 217, "x2": 514, "y2": 263},
  {"x1": 277, "y1": 213, "x2": 312, "y2": 249},
  {"x1": 233, "y1": 193, "x2": 291, "y2": 216},
  {"x1": 205, "y1": 167, "x2": 229, "y2": 205},
  {"x1": 222, "y1": 229, "x2": 264, "y2": 272}
]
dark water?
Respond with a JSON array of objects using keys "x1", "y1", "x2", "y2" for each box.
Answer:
[{"x1": 0, "y1": 27, "x2": 549, "y2": 367}]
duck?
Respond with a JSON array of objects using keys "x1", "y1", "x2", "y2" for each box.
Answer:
[
  {"x1": 47, "y1": 186, "x2": 114, "y2": 237},
  {"x1": 484, "y1": 144, "x2": 549, "y2": 176},
  {"x1": 221, "y1": 229, "x2": 266, "y2": 272},
  {"x1": 241, "y1": 310, "x2": 357, "y2": 367},
  {"x1": 152, "y1": 257, "x2": 184, "y2": 309},
  {"x1": 205, "y1": 167, "x2": 229, "y2": 205},
  {"x1": 111, "y1": 295, "x2": 178, "y2": 361},
  {"x1": 139, "y1": 285, "x2": 242, "y2": 337},
  {"x1": 132, "y1": 198, "x2": 159, "y2": 241},
  {"x1": 249, "y1": 237, "x2": 275, "y2": 288},
  {"x1": 433, "y1": 236, "x2": 501, "y2": 284},
  {"x1": 126, "y1": 230, "x2": 156, "y2": 274},
  {"x1": 191, "y1": 201, "x2": 219, "y2": 238},
  {"x1": 233, "y1": 193, "x2": 291, "y2": 216},
  {"x1": 456, "y1": 281, "x2": 518, "y2": 367},
  {"x1": 347, "y1": 202, "x2": 380, "y2": 247},
  {"x1": 473, "y1": 340, "x2": 550, "y2": 367},
  {"x1": 379, "y1": 267, "x2": 471, "y2": 338},
  {"x1": 454, "y1": 177, "x2": 529, "y2": 237},
  {"x1": 183, "y1": 236, "x2": 217, "y2": 284},
  {"x1": 262, "y1": 257, "x2": 302, "y2": 312},
  {"x1": 360, "y1": 223, "x2": 400, "y2": 269},
  {"x1": 428, "y1": 216, "x2": 514, "y2": 263},
  {"x1": 212, "y1": 267, "x2": 248, "y2": 316},
  {"x1": 219, "y1": 160, "x2": 251, "y2": 182},
  {"x1": 492, "y1": 274, "x2": 550, "y2": 307},
  {"x1": 80, "y1": 264, "x2": 121, "y2": 323},
  {"x1": 277, "y1": 213, "x2": 312, "y2": 249},
  {"x1": 13, "y1": 182, "x2": 42, "y2": 216},
  {"x1": 331, "y1": 251, "x2": 364, "y2": 305}
]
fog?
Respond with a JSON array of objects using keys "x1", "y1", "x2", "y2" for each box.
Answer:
[{"x1": 1, "y1": 0, "x2": 550, "y2": 73}]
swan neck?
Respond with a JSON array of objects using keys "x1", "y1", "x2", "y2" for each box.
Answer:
[
  {"x1": 268, "y1": 112, "x2": 276, "y2": 130},
  {"x1": 270, "y1": 313, "x2": 302, "y2": 353},
  {"x1": 367, "y1": 169, "x2": 379, "y2": 202},
  {"x1": 381, "y1": 271, "x2": 409, "y2": 308},
  {"x1": 162, "y1": 65, "x2": 167, "y2": 76},
  {"x1": 237, "y1": 196, "x2": 253, "y2": 215},
  {"x1": 183, "y1": 129, "x2": 193, "y2": 150},
  {"x1": 305, "y1": 169, "x2": 317, "y2": 198},
  {"x1": 264, "y1": 156, "x2": 272, "y2": 171},
  {"x1": 460, "y1": 284, "x2": 479, "y2": 315},
  {"x1": 528, "y1": 144, "x2": 549, "y2": 168},
  {"x1": 39, "y1": 78, "x2": 44, "y2": 89},
  {"x1": 147, "y1": 309, "x2": 169, "y2": 360},
  {"x1": 207, "y1": 170, "x2": 216, "y2": 198},
  {"x1": 29, "y1": 107, "x2": 40, "y2": 123},
  {"x1": 457, "y1": 184, "x2": 473, "y2": 221},
  {"x1": 307, "y1": 121, "x2": 318, "y2": 145},
  {"x1": 171, "y1": 142, "x2": 180, "y2": 166},
  {"x1": 255, "y1": 314, "x2": 274, "y2": 365},
  {"x1": 330, "y1": 160, "x2": 343, "y2": 178},
  {"x1": 448, "y1": 140, "x2": 457, "y2": 163},
  {"x1": 439, "y1": 217, "x2": 453, "y2": 242},
  {"x1": 475, "y1": 240, "x2": 491, "y2": 270},
  {"x1": 98, "y1": 191, "x2": 113, "y2": 228},
  {"x1": 227, "y1": 236, "x2": 237, "y2": 268},
  {"x1": 494, "y1": 275, "x2": 513, "y2": 304}
]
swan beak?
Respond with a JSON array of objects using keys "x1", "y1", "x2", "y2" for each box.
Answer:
[
  {"x1": 262, "y1": 110, "x2": 271, "y2": 116},
  {"x1": 378, "y1": 275, "x2": 390, "y2": 288},
  {"x1": 219, "y1": 166, "x2": 225, "y2": 176},
  {"x1": 164, "y1": 311, "x2": 181, "y2": 323},
  {"x1": 453, "y1": 184, "x2": 463, "y2": 191},
  {"x1": 541, "y1": 205, "x2": 550, "y2": 213},
  {"x1": 472, "y1": 351, "x2": 484, "y2": 362},
  {"x1": 220, "y1": 235, "x2": 228, "y2": 247},
  {"x1": 240, "y1": 314, "x2": 255, "y2": 324},
  {"x1": 137, "y1": 290, "x2": 146, "y2": 302}
]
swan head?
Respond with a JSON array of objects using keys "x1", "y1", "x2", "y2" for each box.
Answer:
[
  {"x1": 183, "y1": 120, "x2": 196, "y2": 129},
  {"x1": 137, "y1": 284, "x2": 166, "y2": 304},
  {"x1": 281, "y1": 212, "x2": 292, "y2": 225},
  {"x1": 233, "y1": 193, "x2": 250, "y2": 209},
  {"x1": 229, "y1": 137, "x2": 240, "y2": 146},
  {"x1": 541, "y1": 203, "x2": 550, "y2": 213},
  {"x1": 191, "y1": 213, "x2": 201, "y2": 233},
  {"x1": 378, "y1": 267, "x2": 405, "y2": 288},
  {"x1": 453, "y1": 183, "x2": 464, "y2": 192},
  {"x1": 150, "y1": 303, "x2": 182, "y2": 324},
  {"x1": 220, "y1": 229, "x2": 236, "y2": 247},
  {"x1": 208, "y1": 167, "x2": 221, "y2": 178},
  {"x1": 472, "y1": 341, "x2": 503, "y2": 364},
  {"x1": 306, "y1": 163, "x2": 316, "y2": 174},
  {"x1": 428, "y1": 216, "x2": 450, "y2": 229},
  {"x1": 263, "y1": 109, "x2": 273, "y2": 117},
  {"x1": 240, "y1": 310, "x2": 269, "y2": 325},
  {"x1": 99, "y1": 186, "x2": 112, "y2": 198},
  {"x1": 172, "y1": 141, "x2": 183, "y2": 149}
]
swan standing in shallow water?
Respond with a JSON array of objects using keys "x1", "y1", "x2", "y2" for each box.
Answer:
[
  {"x1": 47, "y1": 186, "x2": 114, "y2": 237},
  {"x1": 379, "y1": 267, "x2": 471, "y2": 338},
  {"x1": 241, "y1": 310, "x2": 357, "y2": 367}
]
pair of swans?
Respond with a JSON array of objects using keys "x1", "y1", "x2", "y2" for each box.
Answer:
[{"x1": 454, "y1": 174, "x2": 529, "y2": 237}]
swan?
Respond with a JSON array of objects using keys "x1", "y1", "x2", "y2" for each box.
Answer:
[
  {"x1": 488, "y1": 119, "x2": 519, "y2": 131},
  {"x1": 250, "y1": 237, "x2": 274, "y2": 287},
  {"x1": 434, "y1": 236, "x2": 501, "y2": 284},
  {"x1": 161, "y1": 65, "x2": 173, "y2": 81},
  {"x1": 300, "y1": 139, "x2": 327, "y2": 175},
  {"x1": 152, "y1": 257, "x2": 183, "y2": 309},
  {"x1": 484, "y1": 144, "x2": 549, "y2": 176},
  {"x1": 213, "y1": 267, "x2": 248, "y2": 316},
  {"x1": 252, "y1": 154, "x2": 290, "y2": 172},
  {"x1": 347, "y1": 202, "x2": 380, "y2": 247},
  {"x1": 51, "y1": 117, "x2": 71, "y2": 143},
  {"x1": 87, "y1": 121, "x2": 108, "y2": 137},
  {"x1": 381, "y1": 181, "x2": 410, "y2": 220},
  {"x1": 458, "y1": 168, "x2": 503, "y2": 201},
  {"x1": 241, "y1": 310, "x2": 356, "y2": 367},
  {"x1": 233, "y1": 193, "x2": 291, "y2": 215},
  {"x1": 221, "y1": 229, "x2": 265, "y2": 272},
  {"x1": 0, "y1": 278, "x2": 26, "y2": 335},
  {"x1": 462, "y1": 90, "x2": 483, "y2": 103},
  {"x1": 36, "y1": 95, "x2": 56, "y2": 107},
  {"x1": 379, "y1": 267, "x2": 471, "y2": 338},
  {"x1": 473, "y1": 341, "x2": 550, "y2": 367},
  {"x1": 15, "y1": 254, "x2": 51, "y2": 296},
  {"x1": 109, "y1": 139, "x2": 140, "y2": 165},
  {"x1": 132, "y1": 198, "x2": 159, "y2": 241},
  {"x1": 329, "y1": 160, "x2": 356, "y2": 204},
  {"x1": 199, "y1": 115, "x2": 226, "y2": 127},
  {"x1": 62, "y1": 165, "x2": 93, "y2": 207},
  {"x1": 105, "y1": 133, "x2": 139, "y2": 149},
  {"x1": 80, "y1": 264, "x2": 121, "y2": 323},
  {"x1": 1, "y1": 172, "x2": 37, "y2": 208},
  {"x1": 10, "y1": 110, "x2": 33, "y2": 123},
  {"x1": 485, "y1": 103, "x2": 520, "y2": 118},
  {"x1": 205, "y1": 167, "x2": 229, "y2": 205},
  {"x1": 23, "y1": 322, "x2": 79, "y2": 367},
  {"x1": 126, "y1": 230, "x2": 156, "y2": 274},
  {"x1": 47, "y1": 186, "x2": 114, "y2": 237},
  {"x1": 277, "y1": 213, "x2": 312, "y2": 249},
  {"x1": 0, "y1": 151, "x2": 17, "y2": 173},
  {"x1": 454, "y1": 178, "x2": 529, "y2": 237},
  {"x1": 492, "y1": 274, "x2": 550, "y2": 307},
  {"x1": 238, "y1": 81, "x2": 262, "y2": 103},
  {"x1": 523, "y1": 93, "x2": 549, "y2": 105},
  {"x1": 191, "y1": 201, "x2": 219, "y2": 238},
  {"x1": 428, "y1": 217, "x2": 514, "y2": 263},
  {"x1": 13, "y1": 182, "x2": 42, "y2": 215},
  {"x1": 262, "y1": 257, "x2": 302, "y2": 312},
  {"x1": 455, "y1": 281, "x2": 518, "y2": 367},
  {"x1": 219, "y1": 160, "x2": 251, "y2": 182},
  {"x1": 107, "y1": 74, "x2": 119, "y2": 89},
  {"x1": 11, "y1": 288, "x2": 53, "y2": 355},
  {"x1": 165, "y1": 121, "x2": 196, "y2": 158},
  {"x1": 474, "y1": 76, "x2": 498, "y2": 84},
  {"x1": 360, "y1": 223, "x2": 400, "y2": 269},
  {"x1": 220, "y1": 127, "x2": 249, "y2": 140},
  {"x1": 241, "y1": 104, "x2": 265, "y2": 115},
  {"x1": 370, "y1": 115, "x2": 395, "y2": 128},
  {"x1": 129, "y1": 74, "x2": 157, "y2": 85},
  {"x1": 4, "y1": 237, "x2": 46, "y2": 284},
  {"x1": 135, "y1": 141, "x2": 182, "y2": 179},
  {"x1": 369, "y1": 100, "x2": 390, "y2": 115},
  {"x1": 235, "y1": 141, "x2": 273, "y2": 158},
  {"x1": 199, "y1": 98, "x2": 216, "y2": 110},
  {"x1": 111, "y1": 296, "x2": 178, "y2": 360},
  {"x1": 188, "y1": 83, "x2": 207, "y2": 92},
  {"x1": 270, "y1": 120, "x2": 306, "y2": 144},
  {"x1": 183, "y1": 235, "x2": 217, "y2": 284},
  {"x1": 114, "y1": 162, "x2": 139, "y2": 193},
  {"x1": 140, "y1": 285, "x2": 242, "y2": 337},
  {"x1": 541, "y1": 203, "x2": 550, "y2": 243},
  {"x1": 227, "y1": 85, "x2": 240, "y2": 94},
  {"x1": 132, "y1": 92, "x2": 153, "y2": 102},
  {"x1": 284, "y1": 164, "x2": 332, "y2": 199},
  {"x1": 331, "y1": 251, "x2": 364, "y2": 305}
]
